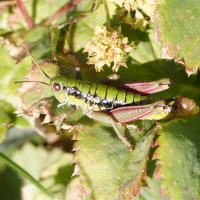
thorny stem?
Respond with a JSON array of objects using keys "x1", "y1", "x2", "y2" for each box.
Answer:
[
  {"x1": 102, "y1": 0, "x2": 111, "y2": 30},
  {"x1": 16, "y1": 0, "x2": 34, "y2": 30},
  {"x1": 44, "y1": 0, "x2": 84, "y2": 26}
]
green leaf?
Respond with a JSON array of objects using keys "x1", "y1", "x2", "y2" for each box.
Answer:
[
  {"x1": 156, "y1": 0, "x2": 200, "y2": 76},
  {"x1": 153, "y1": 116, "x2": 200, "y2": 199},
  {"x1": 1, "y1": 1, "x2": 199, "y2": 199},
  {"x1": 138, "y1": 178, "x2": 170, "y2": 200},
  {"x1": 60, "y1": 4, "x2": 199, "y2": 197},
  {"x1": 23, "y1": 0, "x2": 100, "y2": 26},
  {"x1": 0, "y1": 4, "x2": 26, "y2": 33},
  {"x1": 74, "y1": 124, "x2": 156, "y2": 199},
  {"x1": 64, "y1": 3, "x2": 118, "y2": 54},
  {"x1": 0, "y1": 142, "x2": 81, "y2": 199},
  {"x1": 18, "y1": 60, "x2": 62, "y2": 108},
  {"x1": 0, "y1": 100, "x2": 15, "y2": 142},
  {"x1": 36, "y1": 153, "x2": 76, "y2": 199},
  {"x1": 0, "y1": 152, "x2": 55, "y2": 199},
  {"x1": 0, "y1": 10, "x2": 12, "y2": 35},
  {"x1": 10, "y1": 143, "x2": 78, "y2": 200},
  {"x1": 24, "y1": 26, "x2": 53, "y2": 60},
  {"x1": 0, "y1": 49, "x2": 32, "y2": 133}
]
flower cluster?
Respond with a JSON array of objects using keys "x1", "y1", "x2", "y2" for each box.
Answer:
[
  {"x1": 83, "y1": 26, "x2": 132, "y2": 72},
  {"x1": 108, "y1": 0, "x2": 157, "y2": 31}
]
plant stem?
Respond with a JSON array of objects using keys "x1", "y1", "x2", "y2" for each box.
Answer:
[
  {"x1": 102, "y1": 0, "x2": 111, "y2": 30},
  {"x1": 16, "y1": 0, "x2": 34, "y2": 30},
  {"x1": 44, "y1": 0, "x2": 84, "y2": 26}
]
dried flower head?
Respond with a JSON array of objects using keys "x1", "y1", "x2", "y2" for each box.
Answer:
[
  {"x1": 83, "y1": 26, "x2": 132, "y2": 72},
  {"x1": 109, "y1": 0, "x2": 157, "y2": 31}
]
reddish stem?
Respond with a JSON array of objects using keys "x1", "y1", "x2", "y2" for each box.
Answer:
[
  {"x1": 44, "y1": 0, "x2": 84, "y2": 26},
  {"x1": 16, "y1": 0, "x2": 34, "y2": 30}
]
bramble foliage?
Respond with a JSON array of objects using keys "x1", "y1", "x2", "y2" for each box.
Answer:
[{"x1": 0, "y1": 0, "x2": 199, "y2": 200}]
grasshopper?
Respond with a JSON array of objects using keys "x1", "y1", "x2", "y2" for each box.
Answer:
[{"x1": 16, "y1": 52, "x2": 199, "y2": 151}]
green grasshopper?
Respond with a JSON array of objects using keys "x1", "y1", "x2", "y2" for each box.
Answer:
[{"x1": 16, "y1": 52, "x2": 199, "y2": 151}]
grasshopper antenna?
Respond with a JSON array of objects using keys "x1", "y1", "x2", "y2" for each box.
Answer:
[
  {"x1": 14, "y1": 80, "x2": 50, "y2": 87},
  {"x1": 27, "y1": 51, "x2": 51, "y2": 80}
]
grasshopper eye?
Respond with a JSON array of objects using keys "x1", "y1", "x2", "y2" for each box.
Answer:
[{"x1": 53, "y1": 82, "x2": 63, "y2": 92}]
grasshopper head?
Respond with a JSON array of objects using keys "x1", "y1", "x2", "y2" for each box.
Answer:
[
  {"x1": 16, "y1": 51, "x2": 69, "y2": 104},
  {"x1": 172, "y1": 97, "x2": 199, "y2": 118},
  {"x1": 50, "y1": 74, "x2": 68, "y2": 103}
]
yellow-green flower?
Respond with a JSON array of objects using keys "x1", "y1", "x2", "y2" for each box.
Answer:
[{"x1": 83, "y1": 26, "x2": 132, "y2": 72}]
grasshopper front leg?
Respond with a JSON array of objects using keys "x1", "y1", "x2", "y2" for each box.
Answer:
[
  {"x1": 56, "y1": 113, "x2": 67, "y2": 135},
  {"x1": 55, "y1": 106, "x2": 77, "y2": 135}
]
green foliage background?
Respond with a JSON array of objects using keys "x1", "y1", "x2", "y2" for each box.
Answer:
[{"x1": 0, "y1": 0, "x2": 199, "y2": 200}]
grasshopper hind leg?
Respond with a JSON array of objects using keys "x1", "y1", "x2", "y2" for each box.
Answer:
[
  {"x1": 121, "y1": 123, "x2": 144, "y2": 132},
  {"x1": 109, "y1": 118, "x2": 134, "y2": 151},
  {"x1": 85, "y1": 111, "x2": 134, "y2": 151}
]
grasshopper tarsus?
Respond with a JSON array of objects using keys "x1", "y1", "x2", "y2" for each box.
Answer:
[
  {"x1": 129, "y1": 145, "x2": 134, "y2": 151},
  {"x1": 136, "y1": 126, "x2": 145, "y2": 132},
  {"x1": 56, "y1": 131, "x2": 62, "y2": 136}
]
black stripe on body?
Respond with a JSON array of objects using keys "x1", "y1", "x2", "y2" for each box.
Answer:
[
  {"x1": 64, "y1": 78, "x2": 165, "y2": 111},
  {"x1": 87, "y1": 83, "x2": 109, "y2": 110},
  {"x1": 64, "y1": 80, "x2": 112, "y2": 111},
  {"x1": 113, "y1": 90, "x2": 128, "y2": 109},
  {"x1": 112, "y1": 94, "x2": 160, "y2": 109}
]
